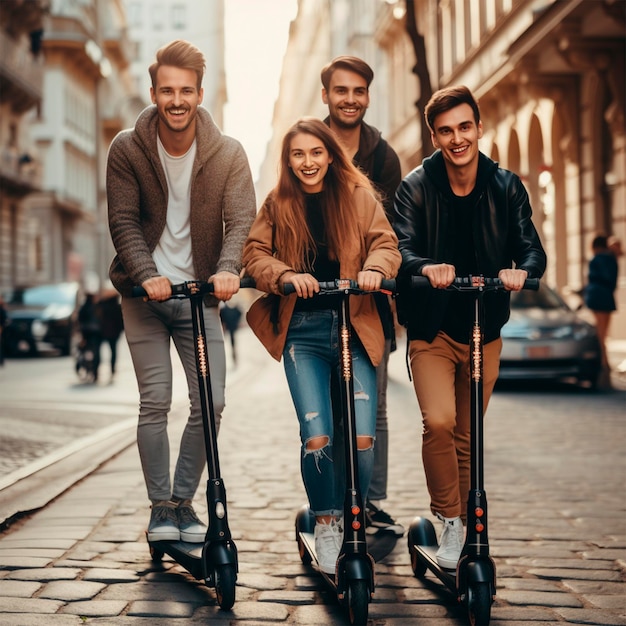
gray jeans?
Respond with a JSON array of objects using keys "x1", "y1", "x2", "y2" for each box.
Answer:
[{"x1": 122, "y1": 296, "x2": 226, "y2": 503}]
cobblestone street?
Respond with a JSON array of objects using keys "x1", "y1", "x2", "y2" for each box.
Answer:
[{"x1": 0, "y1": 328, "x2": 624, "y2": 624}]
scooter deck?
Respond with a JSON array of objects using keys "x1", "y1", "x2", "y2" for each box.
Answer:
[
  {"x1": 412, "y1": 542, "x2": 457, "y2": 586},
  {"x1": 151, "y1": 540, "x2": 204, "y2": 579},
  {"x1": 298, "y1": 531, "x2": 336, "y2": 583}
]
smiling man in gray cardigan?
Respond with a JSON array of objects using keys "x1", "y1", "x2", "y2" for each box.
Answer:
[{"x1": 106, "y1": 40, "x2": 256, "y2": 543}]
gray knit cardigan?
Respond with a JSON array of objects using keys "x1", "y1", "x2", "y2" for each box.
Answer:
[{"x1": 106, "y1": 106, "x2": 257, "y2": 301}]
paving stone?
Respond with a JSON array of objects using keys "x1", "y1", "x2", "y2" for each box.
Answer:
[
  {"x1": 555, "y1": 608, "x2": 626, "y2": 625},
  {"x1": 256, "y1": 589, "x2": 317, "y2": 604},
  {"x1": 0, "y1": 596, "x2": 64, "y2": 613},
  {"x1": 497, "y1": 589, "x2": 583, "y2": 607},
  {"x1": 4, "y1": 567, "x2": 81, "y2": 581},
  {"x1": 0, "y1": 579, "x2": 42, "y2": 597},
  {"x1": 82, "y1": 567, "x2": 141, "y2": 583},
  {"x1": 584, "y1": 594, "x2": 626, "y2": 610},
  {"x1": 38, "y1": 580, "x2": 106, "y2": 601},
  {"x1": 126, "y1": 600, "x2": 197, "y2": 617},
  {"x1": 58, "y1": 599, "x2": 128, "y2": 616}
]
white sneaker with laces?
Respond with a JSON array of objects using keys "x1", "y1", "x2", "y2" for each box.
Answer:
[
  {"x1": 314, "y1": 518, "x2": 342, "y2": 575},
  {"x1": 176, "y1": 499, "x2": 207, "y2": 543},
  {"x1": 435, "y1": 513, "x2": 464, "y2": 570}
]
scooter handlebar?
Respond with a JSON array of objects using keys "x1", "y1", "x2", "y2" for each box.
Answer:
[
  {"x1": 409, "y1": 275, "x2": 539, "y2": 291},
  {"x1": 282, "y1": 278, "x2": 396, "y2": 296},
  {"x1": 131, "y1": 276, "x2": 256, "y2": 299}
]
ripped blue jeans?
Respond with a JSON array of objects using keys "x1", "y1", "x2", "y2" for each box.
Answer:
[{"x1": 283, "y1": 309, "x2": 377, "y2": 517}]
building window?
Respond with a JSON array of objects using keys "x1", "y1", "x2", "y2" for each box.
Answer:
[
  {"x1": 127, "y1": 2, "x2": 142, "y2": 28},
  {"x1": 172, "y1": 4, "x2": 186, "y2": 29},
  {"x1": 153, "y1": 4, "x2": 164, "y2": 30}
]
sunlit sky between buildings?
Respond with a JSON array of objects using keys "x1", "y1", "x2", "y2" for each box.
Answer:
[{"x1": 223, "y1": 0, "x2": 298, "y2": 184}]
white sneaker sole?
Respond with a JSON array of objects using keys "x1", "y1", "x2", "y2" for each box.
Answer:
[
  {"x1": 147, "y1": 528, "x2": 180, "y2": 542},
  {"x1": 180, "y1": 529, "x2": 206, "y2": 542},
  {"x1": 436, "y1": 555, "x2": 459, "y2": 570}
]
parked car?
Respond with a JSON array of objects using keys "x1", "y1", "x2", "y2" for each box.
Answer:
[
  {"x1": 498, "y1": 283, "x2": 602, "y2": 388},
  {"x1": 2, "y1": 282, "x2": 81, "y2": 357}
]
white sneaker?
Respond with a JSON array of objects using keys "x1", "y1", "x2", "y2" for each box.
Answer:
[
  {"x1": 314, "y1": 518, "x2": 342, "y2": 574},
  {"x1": 435, "y1": 513, "x2": 464, "y2": 570},
  {"x1": 176, "y1": 499, "x2": 207, "y2": 543}
]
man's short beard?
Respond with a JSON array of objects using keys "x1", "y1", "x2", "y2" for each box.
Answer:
[{"x1": 330, "y1": 110, "x2": 366, "y2": 130}]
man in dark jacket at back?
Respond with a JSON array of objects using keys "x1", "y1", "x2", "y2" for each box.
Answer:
[
  {"x1": 321, "y1": 55, "x2": 404, "y2": 537},
  {"x1": 393, "y1": 85, "x2": 546, "y2": 570}
]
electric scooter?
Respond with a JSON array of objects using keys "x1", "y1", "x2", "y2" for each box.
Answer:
[
  {"x1": 406, "y1": 275, "x2": 539, "y2": 626},
  {"x1": 132, "y1": 277, "x2": 254, "y2": 610},
  {"x1": 293, "y1": 278, "x2": 396, "y2": 626}
]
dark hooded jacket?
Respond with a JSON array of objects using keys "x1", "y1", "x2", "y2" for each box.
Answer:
[
  {"x1": 393, "y1": 150, "x2": 547, "y2": 343},
  {"x1": 324, "y1": 117, "x2": 401, "y2": 222}
]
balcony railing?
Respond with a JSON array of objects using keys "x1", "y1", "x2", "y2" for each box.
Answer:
[{"x1": 0, "y1": 30, "x2": 44, "y2": 111}]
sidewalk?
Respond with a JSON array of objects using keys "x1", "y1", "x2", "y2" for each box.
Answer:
[{"x1": 0, "y1": 328, "x2": 624, "y2": 624}]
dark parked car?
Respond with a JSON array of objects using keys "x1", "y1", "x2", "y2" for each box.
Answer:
[
  {"x1": 2, "y1": 282, "x2": 81, "y2": 356},
  {"x1": 498, "y1": 283, "x2": 602, "y2": 388}
]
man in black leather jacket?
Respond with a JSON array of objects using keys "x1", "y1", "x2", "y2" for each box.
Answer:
[{"x1": 393, "y1": 85, "x2": 546, "y2": 570}]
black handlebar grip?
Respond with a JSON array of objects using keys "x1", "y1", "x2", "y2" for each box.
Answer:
[
  {"x1": 282, "y1": 278, "x2": 396, "y2": 295},
  {"x1": 410, "y1": 275, "x2": 540, "y2": 290}
]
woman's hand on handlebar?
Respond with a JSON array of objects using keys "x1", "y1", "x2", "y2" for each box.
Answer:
[
  {"x1": 209, "y1": 271, "x2": 241, "y2": 301},
  {"x1": 357, "y1": 270, "x2": 383, "y2": 292},
  {"x1": 279, "y1": 271, "x2": 319, "y2": 298},
  {"x1": 141, "y1": 276, "x2": 172, "y2": 301},
  {"x1": 498, "y1": 268, "x2": 528, "y2": 291},
  {"x1": 422, "y1": 263, "x2": 456, "y2": 289}
]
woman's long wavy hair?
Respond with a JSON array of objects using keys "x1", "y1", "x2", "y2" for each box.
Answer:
[{"x1": 266, "y1": 117, "x2": 376, "y2": 272}]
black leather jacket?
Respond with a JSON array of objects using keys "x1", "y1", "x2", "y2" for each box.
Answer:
[{"x1": 393, "y1": 151, "x2": 547, "y2": 343}]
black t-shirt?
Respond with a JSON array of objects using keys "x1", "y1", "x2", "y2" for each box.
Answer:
[
  {"x1": 439, "y1": 188, "x2": 480, "y2": 344},
  {"x1": 295, "y1": 192, "x2": 340, "y2": 312}
]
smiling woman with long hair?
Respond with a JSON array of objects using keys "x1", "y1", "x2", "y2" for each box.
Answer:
[{"x1": 243, "y1": 117, "x2": 401, "y2": 574}]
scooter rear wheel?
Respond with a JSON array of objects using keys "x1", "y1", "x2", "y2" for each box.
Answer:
[
  {"x1": 214, "y1": 563, "x2": 236, "y2": 610},
  {"x1": 467, "y1": 581, "x2": 491, "y2": 625},
  {"x1": 346, "y1": 579, "x2": 368, "y2": 625},
  {"x1": 409, "y1": 542, "x2": 428, "y2": 577},
  {"x1": 296, "y1": 534, "x2": 313, "y2": 565},
  {"x1": 149, "y1": 543, "x2": 164, "y2": 562}
]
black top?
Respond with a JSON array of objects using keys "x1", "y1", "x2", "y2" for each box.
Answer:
[{"x1": 294, "y1": 192, "x2": 340, "y2": 312}]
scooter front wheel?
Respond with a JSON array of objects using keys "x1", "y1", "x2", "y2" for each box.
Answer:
[
  {"x1": 467, "y1": 581, "x2": 491, "y2": 626},
  {"x1": 346, "y1": 579, "x2": 369, "y2": 625},
  {"x1": 214, "y1": 563, "x2": 236, "y2": 610}
]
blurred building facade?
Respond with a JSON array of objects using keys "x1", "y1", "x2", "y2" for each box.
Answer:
[
  {"x1": 0, "y1": 0, "x2": 226, "y2": 296},
  {"x1": 0, "y1": 0, "x2": 48, "y2": 290},
  {"x1": 259, "y1": 0, "x2": 626, "y2": 338},
  {"x1": 123, "y1": 0, "x2": 226, "y2": 127}
]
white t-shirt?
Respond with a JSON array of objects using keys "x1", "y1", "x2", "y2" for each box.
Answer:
[{"x1": 152, "y1": 136, "x2": 197, "y2": 283}]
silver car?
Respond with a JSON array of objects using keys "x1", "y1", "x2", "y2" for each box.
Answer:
[{"x1": 498, "y1": 283, "x2": 602, "y2": 388}]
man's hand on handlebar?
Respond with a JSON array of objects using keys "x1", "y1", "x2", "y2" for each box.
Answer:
[
  {"x1": 498, "y1": 268, "x2": 528, "y2": 291},
  {"x1": 209, "y1": 271, "x2": 241, "y2": 301},
  {"x1": 422, "y1": 263, "x2": 456, "y2": 289},
  {"x1": 141, "y1": 276, "x2": 172, "y2": 302}
]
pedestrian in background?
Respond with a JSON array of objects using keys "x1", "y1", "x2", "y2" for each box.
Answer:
[
  {"x1": 106, "y1": 40, "x2": 256, "y2": 544},
  {"x1": 0, "y1": 295, "x2": 7, "y2": 366},
  {"x1": 584, "y1": 233, "x2": 620, "y2": 379},
  {"x1": 243, "y1": 117, "x2": 401, "y2": 574},
  {"x1": 394, "y1": 85, "x2": 546, "y2": 570},
  {"x1": 77, "y1": 292, "x2": 103, "y2": 382},
  {"x1": 321, "y1": 55, "x2": 404, "y2": 537},
  {"x1": 219, "y1": 300, "x2": 242, "y2": 365},
  {"x1": 97, "y1": 286, "x2": 124, "y2": 381}
]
